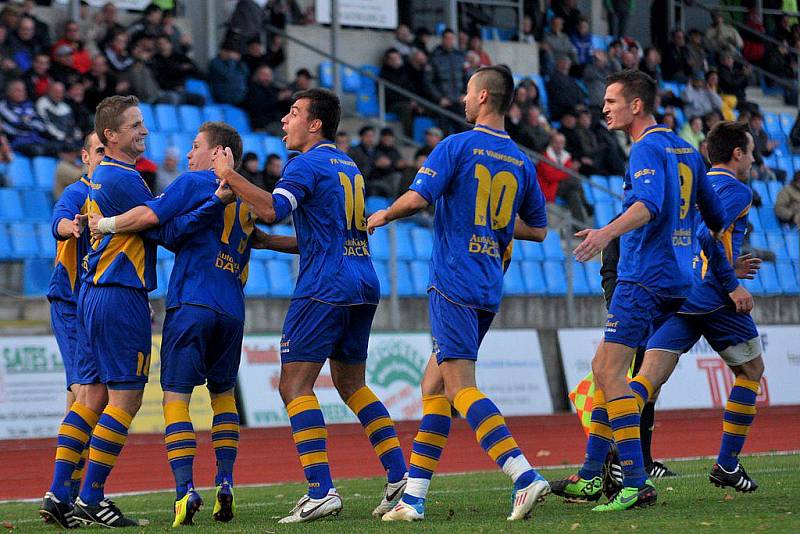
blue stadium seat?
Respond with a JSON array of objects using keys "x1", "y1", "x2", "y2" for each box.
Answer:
[
  {"x1": 250, "y1": 246, "x2": 277, "y2": 261},
  {"x1": 542, "y1": 231, "x2": 564, "y2": 260},
  {"x1": 410, "y1": 260, "x2": 429, "y2": 295},
  {"x1": 757, "y1": 207, "x2": 781, "y2": 231},
  {"x1": 608, "y1": 176, "x2": 624, "y2": 195},
  {"x1": 503, "y1": 261, "x2": 526, "y2": 295},
  {"x1": 222, "y1": 105, "x2": 251, "y2": 133},
  {"x1": 365, "y1": 196, "x2": 390, "y2": 215},
  {"x1": 673, "y1": 107, "x2": 686, "y2": 128},
  {"x1": 480, "y1": 26, "x2": 496, "y2": 41},
  {"x1": 759, "y1": 262, "x2": 782, "y2": 294},
  {"x1": 777, "y1": 155, "x2": 793, "y2": 174},
  {"x1": 543, "y1": 260, "x2": 567, "y2": 295},
  {"x1": 36, "y1": 222, "x2": 53, "y2": 259},
  {"x1": 590, "y1": 175, "x2": 610, "y2": 201},
  {"x1": 741, "y1": 275, "x2": 763, "y2": 295},
  {"x1": 612, "y1": 197, "x2": 623, "y2": 214},
  {"x1": 767, "y1": 181, "x2": 784, "y2": 206},
  {"x1": 373, "y1": 259, "x2": 390, "y2": 297},
  {"x1": 242, "y1": 133, "x2": 266, "y2": 161},
  {"x1": 0, "y1": 189, "x2": 23, "y2": 221},
  {"x1": 267, "y1": 259, "x2": 294, "y2": 297},
  {"x1": 496, "y1": 28, "x2": 515, "y2": 41},
  {"x1": 264, "y1": 136, "x2": 288, "y2": 161},
  {"x1": 435, "y1": 22, "x2": 446, "y2": 35},
  {"x1": 776, "y1": 261, "x2": 799, "y2": 294},
  {"x1": 342, "y1": 66, "x2": 361, "y2": 93},
  {"x1": 169, "y1": 132, "x2": 193, "y2": 156},
  {"x1": 356, "y1": 92, "x2": 379, "y2": 118},
  {"x1": 517, "y1": 239, "x2": 544, "y2": 261},
  {"x1": 151, "y1": 261, "x2": 168, "y2": 298},
  {"x1": 368, "y1": 228, "x2": 389, "y2": 260},
  {"x1": 662, "y1": 81, "x2": 680, "y2": 96},
  {"x1": 0, "y1": 225, "x2": 12, "y2": 259},
  {"x1": 394, "y1": 224, "x2": 415, "y2": 260},
  {"x1": 139, "y1": 103, "x2": 155, "y2": 130},
  {"x1": 23, "y1": 258, "x2": 52, "y2": 296},
  {"x1": 396, "y1": 260, "x2": 415, "y2": 296},
  {"x1": 32, "y1": 157, "x2": 58, "y2": 190},
  {"x1": 202, "y1": 104, "x2": 225, "y2": 123},
  {"x1": 779, "y1": 113, "x2": 795, "y2": 134},
  {"x1": 146, "y1": 131, "x2": 169, "y2": 162},
  {"x1": 22, "y1": 190, "x2": 51, "y2": 221},
  {"x1": 185, "y1": 79, "x2": 213, "y2": 102},
  {"x1": 318, "y1": 61, "x2": 333, "y2": 88},
  {"x1": 748, "y1": 207, "x2": 762, "y2": 232},
  {"x1": 590, "y1": 34, "x2": 607, "y2": 51},
  {"x1": 763, "y1": 112, "x2": 781, "y2": 134},
  {"x1": 584, "y1": 259, "x2": 602, "y2": 294},
  {"x1": 412, "y1": 116, "x2": 436, "y2": 144},
  {"x1": 411, "y1": 227, "x2": 433, "y2": 259},
  {"x1": 7, "y1": 156, "x2": 33, "y2": 188},
  {"x1": 581, "y1": 179, "x2": 595, "y2": 204},
  {"x1": 244, "y1": 259, "x2": 270, "y2": 297},
  {"x1": 178, "y1": 104, "x2": 204, "y2": 132},
  {"x1": 9, "y1": 222, "x2": 39, "y2": 258},
  {"x1": 766, "y1": 232, "x2": 789, "y2": 259},
  {"x1": 785, "y1": 230, "x2": 799, "y2": 260},
  {"x1": 748, "y1": 230, "x2": 767, "y2": 251},
  {"x1": 359, "y1": 65, "x2": 380, "y2": 94},
  {"x1": 594, "y1": 201, "x2": 615, "y2": 227},
  {"x1": 271, "y1": 224, "x2": 295, "y2": 237},
  {"x1": 155, "y1": 104, "x2": 180, "y2": 132},
  {"x1": 520, "y1": 260, "x2": 546, "y2": 294},
  {"x1": 751, "y1": 181, "x2": 770, "y2": 205},
  {"x1": 571, "y1": 261, "x2": 590, "y2": 295}
]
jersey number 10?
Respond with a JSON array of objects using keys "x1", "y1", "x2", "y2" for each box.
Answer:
[
  {"x1": 339, "y1": 171, "x2": 367, "y2": 231},
  {"x1": 474, "y1": 164, "x2": 518, "y2": 229}
]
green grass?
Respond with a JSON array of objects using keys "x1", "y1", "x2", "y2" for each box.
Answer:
[{"x1": 2, "y1": 454, "x2": 798, "y2": 532}]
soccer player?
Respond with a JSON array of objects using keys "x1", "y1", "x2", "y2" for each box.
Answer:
[
  {"x1": 89, "y1": 122, "x2": 297, "y2": 527},
  {"x1": 68, "y1": 95, "x2": 154, "y2": 527},
  {"x1": 551, "y1": 70, "x2": 726, "y2": 511},
  {"x1": 637, "y1": 121, "x2": 764, "y2": 493},
  {"x1": 212, "y1": 88, "x2": 408, "y2": 523},
  {"x1": 38, "y1": 132, "x2": 105, "y2": 528},
  {"x1": 367, "y1": 65, "x2": 550, "y2": 522}
]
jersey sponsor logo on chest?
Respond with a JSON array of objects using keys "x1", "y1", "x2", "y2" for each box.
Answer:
[{"x1": 468, "y1": 234, "x2": 501, "y2": 258}]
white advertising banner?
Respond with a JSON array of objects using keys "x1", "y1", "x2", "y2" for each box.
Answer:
[
  {"x1": 558, "y1": 325, "x2": 800, "y2": 410},
  {"x1": 315, "y1": 0, "x2": 398, "y2": 30}
]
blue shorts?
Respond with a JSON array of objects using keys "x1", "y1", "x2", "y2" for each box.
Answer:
[
  {"x1": 160, "y1": 304, "x2": 244, "y2": 394},
  {"x1": 429, "y1": 289, "x2": 495, "y2": 364},
  {"x1": 647, "y1": 307, "x2": 760, "y2": 355},
  {"x1": 281, "y1": 298, "x2": 376, "y2": 365},
  {"x1": 50, "y1": 298, "x2": 79, "y2": 390},
  {"x1": 604, "y1": 282, "x2": 685, "y2": 349},
  {"x1": 74, "y1": 284, "x2": 151, "y2": 389}
]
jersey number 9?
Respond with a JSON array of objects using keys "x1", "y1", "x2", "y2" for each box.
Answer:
[
  {"x1": 474, "y1": 164, "x2": 518, "y2": 229},
  {"x1": 339, "y1": 171, "x2": 367, "y2": 231},
  {"x1": 678, "y1": 162, "x2": 693, "y2": 220}
]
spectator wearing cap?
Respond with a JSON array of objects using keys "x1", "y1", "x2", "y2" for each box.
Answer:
[
  {"x1": 24, "y1": 53, "x2": 51, "y2": 99},
  {"x1": 36, "y1": 81, "x2": 81, "y2": 148},
  {"x1": 424, "y1": 126, "x2": 443, "y2": 150},
  {"x1": 0, "y1": 78, "x2": 63, "y2": 157},
  {"x1": 682, "y1": 71, "x2": 722, "y2": 120},
  {"x1": 546, "y1": 56, "x2": 583, "y2": 120},
  {"x1": 208, "y1": 40, "x2": 249, "y2": 105},
  {"x1": 151, "y1": 35, "x2": 205, "y2": 105},
  {"x1": 244, "y1": 65, "x2": 291, "y2": 134},
  {"x1": 155, "y1": 147, "x2": 181, "y2": 193},
  {"x1": 705, "y1": 11, "x2": 743, "y2": 57},
  {"x1": 49, "y1": 43, "x2": 82, "y2": 87},
  {"x1": 288, "y1": 68, "x2": 313, "y2": 93},
  {"x1": 424, "y1": 28, "x2": 467, "y2": 127},
  {"x1": 775, "y1": 171, "x2": 800, "y2": 226}
]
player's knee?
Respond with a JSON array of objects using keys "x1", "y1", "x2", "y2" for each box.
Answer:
[
  {"x1": 738, "y1": 356, "x2": 764, "y2": 382},
  {"x1": 334, "y1": 381, "x2": 363, "y2": 403}
]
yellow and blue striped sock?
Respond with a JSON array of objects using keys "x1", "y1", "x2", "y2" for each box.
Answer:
[
  {"x1": 287, "y1": 395, "x2": 334, "y2": 499},
  {"x1": 717, "y1": 377, "x2": 759, "y2": 471},
  {"x1": 346, "y1": 386, "x2": 407, "y2": 483},
  {"x1": 49, "y1": 402, "x2": 99, "y2": 502},
  {"x1": 211, "y1": 395, "x2": 239, "y2": 486},
  {"x1": 403, "y1": 394, "x2": 451, "y2": 504},
  {"x1": 606, "y1": 394, "x2": 647, "y2": 488},
  {"x1": 79, "y1": 405, "x2": 133, "y2": 505},
  {"x1": 163, "y1": 401, "x2": 196, "y2": 498},
  {"x1": 579, "y1": 388, "x2": 612, "y2": 480},
  {"x1": 630, "y1": 376, "x2": 654, "y2": 411},
  {"x1": 70, "y1": 442, "x2": 90, "y2": 501},
  {"x1": 453, "y1": 387, "x2": 538, "y2": 489}
]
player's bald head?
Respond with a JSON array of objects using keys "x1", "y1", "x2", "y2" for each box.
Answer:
[{"x1": 471, "y1": 65, "x2": 514, "y2": 115}]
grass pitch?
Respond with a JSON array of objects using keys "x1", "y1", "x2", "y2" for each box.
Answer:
[{"x1": 1, "y1": 454, "x2": 798, "y2": 532}]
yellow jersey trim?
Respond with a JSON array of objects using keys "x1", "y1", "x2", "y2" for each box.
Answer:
[
  {"x1": 473, "y1": 126, "x2": 511, "y2": 139},
  {"x1": 99, "y1": 161, "x2": 138, "y2": 172},
  {"x1": 634, "y1": 127, "x2": 672, "y2": 143}
]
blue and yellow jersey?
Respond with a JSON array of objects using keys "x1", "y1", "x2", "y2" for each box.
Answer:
[
  {"x1": 409, "y1": 124, "x2": 547, "y2": 312},
  {"x1": 47, "y1": 175, "x2": 91, "y2": 303},
  {"x1": 271, "y1": 141, "x2": 380, "y2": 305},
  {"x1": 145, "y1": 170, "x2": 255, "y2": 322},
  {"x1": 682, "y1": 167, "x2": 752, "y2": 313},
  {"x1": 82, "y1": 156, "x2": 157, "y2": 291},
  {"x1": 617, "y1": 124, "x2": 725, "y2": 297}
]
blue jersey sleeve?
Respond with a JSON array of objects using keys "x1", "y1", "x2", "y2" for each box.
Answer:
[
  {"x1": 695, "y1": 164, "x2": 726, "y2": 233},
  {"x1": 144, "y1": 173, "x2": 206, "y2": 223},
  {"x1": 697, "y1": 228, "x2": 738, "y2": 293},
  {"x1": 409, "y1": 139, "x2": 455, "y2": 204},
  {"x1": 272, "y1": 158, "x2": 314, "y2": 221},
  {"x1": 51, "y1": 185, "x2": 86, "y2": 240},
  {"x1": 148, "y1": 195, "x2": 227, "y2": 249},
  {"x1": 627, "y1": 143, "x2": 664, "y2": 219},
  {"x1": 517, "y1": 159, "x2": 548, "y2": 228}
]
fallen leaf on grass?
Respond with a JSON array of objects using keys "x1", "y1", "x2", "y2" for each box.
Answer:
[
  {"x1": 666, "y1": 486, "x2": 674, "y2": 491},
  {"x1": 2, "y1": 521, "x2": 13, "y2": 530},
  {"x1": 570, "y1": 523, "x2": 580, "y2": 531},
  {"x1": 700, "y1": 522, "x2": 713, "y2": 527},
  {"x1": 723, "y1": 493, "x2": 734, "y2": 501}
]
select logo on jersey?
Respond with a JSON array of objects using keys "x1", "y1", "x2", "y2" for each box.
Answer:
[
  {"x1": 633, "y1": 168, "x2": 656, "y2": 179},
  {"x1": 418, "y1": 166, "x2": 437, "y2": 178},
  {"x1": 672, "y1": 228, "x2": 692, "y2": 247},
  {"x1": 215, "y1": 251, "x2": 242, "y2": 275},
  {"x1": 468, "y1": 234, "x2": 501, "y2": 258},
  {"x1": 367, "y1": 340, "x2": 427, "y2": 387},
  {"x1": 343, "y1": 238, "x2": 370, "y2": 257}
]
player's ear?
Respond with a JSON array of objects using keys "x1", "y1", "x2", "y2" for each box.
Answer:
[{"x1": 309, "y1": 118, "x2": 322, "y2": 134}]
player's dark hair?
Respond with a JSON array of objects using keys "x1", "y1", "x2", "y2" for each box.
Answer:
[
  {"x1": 473, "y1": 64, "x2": 515, "y2": 114},
  {"x1": 292, "y1": 88, "x2": 341, "y2": 141},
  {"x1": 605, "y1": 69, "x2": 657, "y2": 114},
  {"x1": 82, "y1": 131, "x2": 99, "y2": 152},
  {"x1": 199, "y1": 121, "x2": 243, "y2": 170},
  {"x1": 94, "y1": 95, "x2": 140, "y2": 145},
  {"x1": 706, "y1": 121, "x2": 750, "y2": 165}
]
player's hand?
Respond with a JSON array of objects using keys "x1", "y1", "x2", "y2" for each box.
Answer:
[
  {"x1": 72, "y1": 214, "x2": 87, "y2": 238},
  {"x1": 212, "y1": 146, "x2": 235, "y2": 177},
  {"x1": 728, "y1": 284, "x2": 754, "y2": 313},
  {"x1": 573, "y1": 227, "x2": 610, "y2": 262},
  {"x1": 88, "y1": 213, "x2": 104, "y2": 240},
  {"x1": 734, "y1": 253, "x2": 762, "y2": 279},
  {"x1": 366, "y1": 209, "x2": 390, "y2": 234},
  {"x1": 214, "y1": 179, "x2": 236, "y2": 205}
]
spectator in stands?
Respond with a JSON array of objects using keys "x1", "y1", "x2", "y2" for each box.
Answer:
[
  {"x1": 103, "y1": 29, "x2": 134, "y2": 73},
  {"x1": 546, "y1": 56, "x2": 583, "y2": 120},
  {"x1": 543, "y1": 16, "x2": 578, "y2": 76},
  {"x1": 36, "y1": 81, "x2": 81, "y2": 148},
  {"x1": 380, "y1": 48, "x2": 421, "y2": 136},
  {"x1": 773, "y1": 14, "x2": 793, "y2": 43},
  {"x1": 54, "y1": 144, "x2": 83, "y2": 198},
  {"x1": 335, "y1": 131, "x2": 351, "y2": 153},
  {"x1": 741, "y1": 7, "x2": 766, "y2": 66},
  {"x1": 0, "y1": 78, "x2": 62, "y2": 157},
  {"x1": 238, "y1": 151, "x2": 262, "y2": 186},
  {"x1": 536, "y1": 131, "x2": 591, "y2": 226},
  {"x1": 775, "y1": 171, "x2": 800, "y2": 226},
  {"x1": 83, "y1": 54, "x2": 129, "y2": 111},
  {"x1": 424, "y1": 126, "x2": 443, "y2": 150},
  {"x1": 607, "y1": 39, "x2": 624, "y2": 71},
  {"x1": 517, "y1": 15, "x2": 536, "y2": 44},
  {"x1": 505, "y1": 102, "x2": 523, "y2": 138},
  {"x1": 49, "y1": 44, "x2": 82, "y2": 87},
  {"x1": 155, "y1": 147, "x2": 180, "y2": 193},
  {"x1": 161, "y1": 9, "x2": 192, "y2": 56},
  {"x1": 24, "y1": 53, "x2": 51, "y2": 99},
  {"x1": 391, "y1": 24, "x2": 415, "y2": 57},
  {"x1": 425, "y1": 28, "x2": 467, "y2": 128},
  {"x1": 349, "y1": 125, "x2": 401, "y2": 198},
  {"x1": 19, "y1": 0, "x2": 50, "y2": 50},
  {"x1": 521, "y1": 79, "x2": 542, "y2": 108},
  {"x1": 9, "y1": 16, "x2": 44, "y2": 72},
  {"x1": 682, "y1": 71, "x2": 722, "y2": 120},
  {"x1": 790, "y1": 111, "x2": 800, "y2": 153},
  {"x1": 265, "y1": 0, "x2": 311, "y2": 29},
  {"x1": 151, "y1": 35, "x2": 205, "y2": 105},
  {"x1": 584, "y1": 50, "x2": 614, "y2": 110},
  {"x1": 261, "y1": 153, "x2": 283, "y2": 192},
  {"x1": 718, "y1": 53, "x2": 750, "y2": 110},
  {"x1": 208, "y1": 40, "x2": 249, "y2": 105},
  {"x1": 51, "y1": 20, "x2": 91, "y2": 75},
  {"x1": 464, "y1": 51, "x2": 482, "y2": 78},
  {"x1": 128, "y1": 4, "x2": 164, "y2": 41},
  {"x1": 660, "y1": 111, "x2": 678, "y2": 132},
  {"x1": 661, "y1": 29, "x2": 691, "y2": 83},
  {"x1": 265, "y1": 34, "x2": 286, "y2": 69},
  {"x1": 685, "y1": 29, "x2": 709, "y2": 75},
  {"x1": 136, "y1": 155, "x2": 158, "y2": 191},
  {"x1": 376, "y1": 127, "x2": 408, "y2": 171},
  {"x1": 679, "y1": 115, "x2": 705, "y2": 149},
  {"x1": 513, "y1": 105, "x2": 551, "y2": 153},
  {"x1": 764, "y1": 40, "x2": 799, "y2": 105},
  {"x1": 512, "y1": 84, "x2": 531, "y2": 113},
  {"x1": 605, "y1": 0, "x2": 632, "y2": 39},
  {"x1": 705, "y1": 11, "x2": 743, "y2": 58},
  {"x1": 594, "y1": 117, "x2": 627, "y2": 175},
  {"x1": 569, "y1": 18, "x2": 593, "y2": 69},
  {"x1": 749, "y1": 111, "x2": 787, "y2": 181},
  {"x1": 552, "y1": 0, "x2": 583, "y2": 36},
  {"x1": 287, "y1": 67, "x2": 313, "y2": 93},
  {"x1": 86, "y1": 2, "x2": 124, "y2": 53},
  {"x1": 639, "y1": 47, "x2": 663, "y2": 85},
  {"x1": 65, "y1": 81, "x2": 92, "y2": 137},
  {"x1": 244, "y1": 65, "x2": 290, "y2": 134},
  {"x1": 127, "y1": 36, "x2": 167, "y2": 103},
  {"x1": 620, "y1": 49, "x2": 638, "y2": 70},
  {"x1": 468, "y1": 35, "x2": 492, "y2": 67},
  {"x1": 413, "y1": 26, "x2": 434, "y2": 54},
  {"x1": 0, "y1": 25, "x2": 17, "y2": 84},
  {"x1": 243, "y1": 36, "x2": 268, "y2": 73}
]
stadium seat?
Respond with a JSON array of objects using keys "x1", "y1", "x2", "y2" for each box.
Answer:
[
  {"x1": 410, "y1": 260, "x2": 429, "y2": 295},
  {"x1": 748, "y1": 230, "x2": 767, "y2": 251},
  {"x1": 243, "y1": 259, "x2": 270, "y2": 297},
  {"x1": 0, "y1": 225, "x2": 12, "y2": 259},
  {"x1": 23, "y1": 258, "x2": 51, "y2": 296},
  {"x1": 394, "y1": 224, "x2": 415, "y2": 260},
  {"x1": 503, "y1": 261, "x2": 526, "y2": 295},
  {"x1": 169, "y1": 132, "x2": 193, "y2": 156},
  {"x1": 581, "y1": 179, "x2": 594, "y2": 204},
  {"x1": 594, "y1": 201, "x2": 615, "y2": 227},
  {"x1": 396, "y1": 260, "x2": 415, "y2": 296},
  {"x1": 785, "y1": 231, "x2": 799, "y2": 260},
  {"x1": 9, "y1": 222, "x2": 39, "y2": 258},
  {"x1": 271, "y1": 224, "x2": 295, "y2": 237},
  {"x1": 543, "y1": 260, "x2": 567, "y2": 295},
  {"x1": 741, "y1": 275, "x2": 763, "y2": 295},
  {"x1": 318, "y1": 61, "x2": 333, "y2": 88},
  {"x1": 591, "y1": 34, "x2": 607, "y2": 51},
  {"x1": 202, "y1": 104, "x2": 225, "y2": 123},
  {"x1": 342, "y1": 66, "x2": 361, "y2": 93},
  {"x1": 779, "y1": 112, "x2": 795, "y2": 134},
  {"x1": 542, "y1": 231, "x2": 564, "y2": 260},
  {"x1": 222, "y1": 105, "x2": 251, "y2": 133},
  {"x1": 766, "y1": 232, "x2": 789, "y2": 259},
  {"x1": 264, "y1": 136, "x2": 288, "y2": 161},
  {"x1": 480, "y1": 26, "x2": 496, "y2": 41},
  {"x1": 497, "y1": 28, "x2": 515, "y2": 41},
  {"x1": 365, "y1": 196, "x2": 390, "y2": 215},
  {"x1": 751, "y1": 181, "x2": 770, "y2": 206},
  {"x1": 584, "y1": 259, "x2": 602, "y2": 294},
  {"x1": 767, "y1": 181, "x2": 784, "y2": 207},
  {"x1": 411, "y1": 227, "x2": 433, "y2": 259},
  {"x1": 32, "y1": 157, "x2": 58, "y2": 190},
  {"x1": 0, "y1": 189, "x2": 23, "y2": 221},
  {"x1": 266, "y1": 259, "x2": 294, "y2": 297},
  {"x1": 673, "y1": 107, "x2": 686, "y2": 128},
  {"x1": 242, "y1": 133, "x2": 266, "y2": 161},
  {"x1": 748, "y1": 207, "x2": 762, "y2": 232},
  {"x1": 368, "y1": 228, "x2": 389, "y2": 260},
  {"x1": 359, "y1": 65, "x2": 380, "y2": 94},
  {"x1": 520, "y1": 260, "x2": 546, "y2": 294},
  {"x1": 776, "y1": 261, "x2": 799, "y2": 294},
  {"x1": 146, "y1": 131, "x2": 169, "y2": 163},
  {"x1": 22, "y1": 190, "x2": 51, "y2": 221},
  {"x1": 151, "y1": 261, "x2": 168, "y2": 299},
  {"x1": 590, "y1": 175, "x2": 611, "y2": 201},
  {"x1": 608, "y1": 176, "x2": 624, "y2": 195},
  {"x1": 155, "y1": 103, "x2": 180, "y2": 132},
  {"x1": 36, "y1": 222, "x2": 53, "y2": 259},
  {"x1": 356, "y1": 92, "x2": 379, "y2": 118},
  {"x1": 139, "y1": 103, "x2": 155, "y2": 130},
  {"x1": 517, "y1": 239, "x2": 544, "y2": 261},
  {"x1": 178, "y1": 104, "x2": 204, "y2": 132},
  {"x1": 373, "y1": 259, "x2": 390, "y2": 297},
  {"x1": 759, "y1": 262, "x2": 781, "y2": 294},
  {"x1": 757, "y1": 207, "x2": 781, "y2": 231},
  {"x1": 777, "y1": 155, "x2": 793, "y2": 174},
  {"x1": 250, "y1": 246, "x2": 277, "y2": 261},
  {"x1": 763, "y1": 112, "x2": 781, "y2": 134},
  {"x1": 412, "y1": 116, "x2": 436, "y2": 144},
  {"x1": 185, "y1": 79, "x2": 212, "y2": 102},
  {"x1": 571, "y1": 261, "x2": 591, "y2": 295},
  {"x1": 7, "y1": 156, "x2": 33, "y2": 188}
]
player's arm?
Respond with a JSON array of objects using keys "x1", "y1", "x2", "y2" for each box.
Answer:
[
  {"x1": 694, "y1": 165, "x2": 726, "y2": 234},
  {"x1": 147, "y1": 183, "x2": 236, "y2": 248},
  {"x1": 513, "y1": 217, "x2": 546, "y2": 241},
  {"x1": 514, "y1": 160, "x2": 548, "y2": 242},
  {"x1": 51, "y1": 188, "x2": 85, "y2": 240},
  {"x1": 213, "y1": 147, "x2": 279, "y2": 223},
  {"x1": 366, "y1": 190, "x2": 429, "y2": 233},
  {"x1": 573, "y1": 202, "x2": 651, "y2": 262},
  {"x1": 697, "y1": 227, "x2": 753, "y2": 313},
  {"x1": 251, "y1": 227, "x2": 299, "y2": 254}
]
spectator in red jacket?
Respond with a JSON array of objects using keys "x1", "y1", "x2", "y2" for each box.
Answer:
[
  {"x1": 51, "y1": 20, "x2": 91, "y2": 74},
  {"x1": 536, "y1": 131, "x2": 591, "y2": 226}
]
